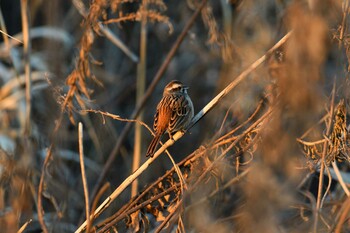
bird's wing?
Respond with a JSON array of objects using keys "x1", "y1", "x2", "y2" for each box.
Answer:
[{"x1": 168, "y1": 94, "x2": 191, "y2": 132}]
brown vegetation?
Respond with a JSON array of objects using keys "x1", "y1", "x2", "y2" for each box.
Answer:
[{"x1": 1, "y1": 0, "x2": 350, "y2": 232}]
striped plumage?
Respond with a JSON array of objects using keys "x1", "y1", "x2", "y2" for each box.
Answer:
[{"x1": 146, "y1": 80, "x2": 194, "y2": 157}]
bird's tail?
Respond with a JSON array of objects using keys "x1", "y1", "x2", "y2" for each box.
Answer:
[{"x1": 146, "y1": 134, "x2": 162, "y2": 157}]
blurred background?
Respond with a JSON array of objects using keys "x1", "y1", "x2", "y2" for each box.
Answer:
[{"x1": 0, "y1": 0, "x2": 349, "y2": 232}]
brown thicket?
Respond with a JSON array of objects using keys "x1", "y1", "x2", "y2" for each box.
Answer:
[{"x1": 1, "y1": 0, "x2": 350, "y2": 233}]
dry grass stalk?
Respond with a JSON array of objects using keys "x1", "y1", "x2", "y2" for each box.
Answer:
[
  {"x1": 78, "y1": 123, "x2": 91, "y2": 232},
  {"x1": 20, "y1": 0, "x2": 31, "y2": 136},
  {"x1": 132, "y1": 0, "x2": 149, "y2": 198}
]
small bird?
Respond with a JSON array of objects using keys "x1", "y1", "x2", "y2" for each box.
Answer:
[{"x1": 146, "y1": 80, "x2": 194, "y2": 157}]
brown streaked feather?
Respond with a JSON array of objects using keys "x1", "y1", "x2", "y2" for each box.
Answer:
[
  {"x1": 154, "y1": 95, "x2": 172, "y2": 134},
  {"x1": 146, "y1": 134, "x2": 161, "y2": 157},
  {"x1": 169, "y1": 94, "x2": 191, "y2": 132}
]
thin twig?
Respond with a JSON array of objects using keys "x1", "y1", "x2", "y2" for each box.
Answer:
[
  {"x1": 89, "y1": 182, "x2": 110, "y2": 232},
  {"x1": 331, "y1": 161, "x2": 350, "y2": 196},
  {"x1": 0, "y1": 8, "x2": 21, "y2": 50},
  {"x1": 297, "y1": 171, "x2": 315, "y2": 190},
  {"x1": 314, "y1": 81, "x2": 336, "y2": 233},
  {"x1": 165, "y1": 150, "x2": 187, "y2": 192},
  {"x1": 335, "y1": 196, "x2": 350, "y2": 233},
  {"x1": 218, "y1": 102, "x2": 235, "y2": 135},
  {"x1": 0, "y1": 29, "x2": 21, "y2": 44},
  {"x1": 78, "y1": 123, "x2": 91, "y2": 233},
  {"x1": 320, "y1": 165, "x2": 332, "y2": 208},
  {"x1": 21, "y1": 0, "x2": 31, "y2": 136},
  {"x1": 0, "y1": 27, "x2": 72, "y2": 51},
  {"x1": 178, "y1": 216, "x2": 185, "y2": 233},
  {"x1": 38, "y1": 146, "x2": 52, "y2": 233},
  {"x1": 296, "y1": 138, "x2": 327, "y2": 146},
  {"x1": 17, "y1": 219, "x2": 32, "y2": 233},
  {"x1": 84, "y1": 109, "x2": 153, "y2": 134},
  {"x1": 339, "y1": 0, "x2": 349, "y2": 47},
  {"x1": 0, "y1": 7, "x2": 20, "y2": 81}
]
